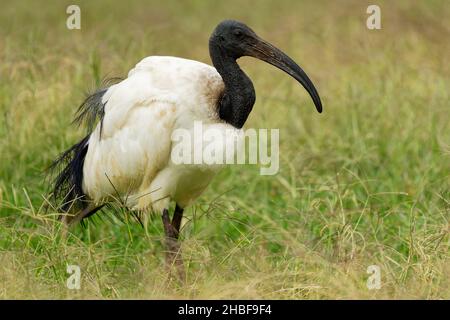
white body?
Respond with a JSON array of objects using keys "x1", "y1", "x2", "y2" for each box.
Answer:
[{"x1": 82, "y1": 56, "x2": 241, "y2": 213}]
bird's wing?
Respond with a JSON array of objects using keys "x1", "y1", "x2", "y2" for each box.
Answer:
[
  {"x1": 100, "y1": 56, "x2": 223, "y2": 139},
  {"x1": 81, "y1": 56, "x2": 224, "y2": 205}
]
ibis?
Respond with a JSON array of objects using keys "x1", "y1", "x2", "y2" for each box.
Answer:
[{"x1": 50, "y1": 20, "x2": 322, "y2": 274}]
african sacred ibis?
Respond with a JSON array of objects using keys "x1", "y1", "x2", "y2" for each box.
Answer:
[{"x1": 50, "y1": 20, "x2": 322, "y2": 269}]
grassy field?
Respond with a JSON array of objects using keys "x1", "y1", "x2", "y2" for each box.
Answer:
[{"x1": 0, "y1": 0, "x2": 449, "y2": 299}]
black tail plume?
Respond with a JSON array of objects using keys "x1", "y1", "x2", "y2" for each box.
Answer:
[
  {"x1": 50, "y1": 135, "x2": 90, "y2": 212},
  {"x1": 49, "y1": 83, "x2": 111, "y2": 214},
  {"x1": 48, "y1": 79, "x2": 123, "y2": 219},
  {"x1": 72, "y1": 77, "x2": 122, "y2": 137}
]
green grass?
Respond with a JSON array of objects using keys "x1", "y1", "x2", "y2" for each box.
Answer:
[{"x1": 0, "y1": 0, "x2": 449, "y2": 299}]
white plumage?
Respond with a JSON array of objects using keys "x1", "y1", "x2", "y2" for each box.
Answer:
[
  {"x1": 82, "y1": 56, "x2": 239, "y2": 214},
  {"x1": 51, "y1": 20, "x2": 322, "y2": 274}
]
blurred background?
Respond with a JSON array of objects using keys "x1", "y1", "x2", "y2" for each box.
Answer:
[{"x1": 0, "y1": 0, "x2": 448, "y2": 299}]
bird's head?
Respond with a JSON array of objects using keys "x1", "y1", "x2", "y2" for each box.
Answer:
[{"x1": 210, "y1": 19, "x2": 322, "y2": 113}]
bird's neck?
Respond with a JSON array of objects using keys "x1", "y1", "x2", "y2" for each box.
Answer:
[{"x1": 210, "y1": 45, "x2": 255, "y2": 129}]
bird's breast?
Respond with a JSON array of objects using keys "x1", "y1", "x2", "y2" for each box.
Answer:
[{"x1": 146, "y1": 121, "x2": 244, "y2": 211}]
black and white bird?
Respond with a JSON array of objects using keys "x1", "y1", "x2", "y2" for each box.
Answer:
[{"x1": 51, "y1": 20, "x2": 322, "y2": 269}]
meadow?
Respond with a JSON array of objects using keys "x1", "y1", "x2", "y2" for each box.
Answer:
[{"x1": 0, "y1": 0, "x2": 448, "y2": 299}]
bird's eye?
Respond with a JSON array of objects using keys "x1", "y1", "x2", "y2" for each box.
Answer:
[{"x1": 233, "y1": 29, "x2": 243, "y2": 38}]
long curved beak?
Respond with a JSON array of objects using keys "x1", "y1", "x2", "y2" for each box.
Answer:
[{"x1": 247, "y1": 37, "x2": 323, "y2": 113}]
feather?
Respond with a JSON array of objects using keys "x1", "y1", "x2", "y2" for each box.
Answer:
[
  {"x1": 49, "y1": 134, "x2": 90, "y2": 213},
  {"x1": 48, "y1": 82, "x2": 116, "y2": 215},
  {"x1": 72, "y1": 78, "x2": 122, "y2": 138}
]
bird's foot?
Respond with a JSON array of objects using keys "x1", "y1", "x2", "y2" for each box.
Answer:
[{"x1": 162, "y1": 209, "x2": 185, "y2": 283}]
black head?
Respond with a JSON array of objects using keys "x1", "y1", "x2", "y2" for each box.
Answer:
[
  {"x1": 210, "y1": 20, "x2": 259, "y2": 59},
  {"x1": 209, "y1": 19, "x2": 323, "y2": 113}
]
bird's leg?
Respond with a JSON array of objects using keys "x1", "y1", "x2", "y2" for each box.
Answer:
[
  {"x1": 59, "y1": 205, "x2": 98, "y2": 239},
  {"x1": 171, "y1": 204, "x2": 185, "y2": 276},
  {"x1": 171, "y1": 204, "x2": 184, "y2": 239},
  {"x1": 161, "y1": 205, "x2": 185, "y2": 281},
  {"x1": 60, "y1": 211, "x2": 78, "y2": 240}
]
